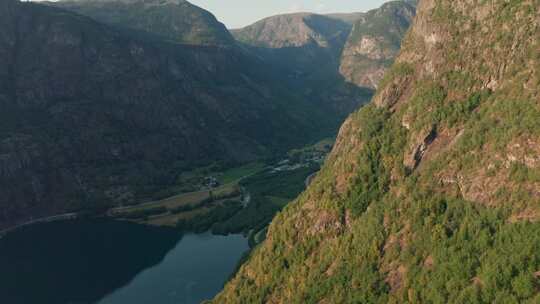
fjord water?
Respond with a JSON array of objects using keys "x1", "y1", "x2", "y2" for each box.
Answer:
[{"x1": 0, "y1": 220, "x2": 249, "y2": 304}]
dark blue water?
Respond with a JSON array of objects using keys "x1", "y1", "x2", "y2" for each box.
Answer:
[{"x1": 0, "y1": 220, "x2": 248, "y2": 304}]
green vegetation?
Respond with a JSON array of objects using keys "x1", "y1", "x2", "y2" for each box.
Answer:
[
  {"x1": 377, "y1": 62, "x2": 415, "y2": 89},
  {"x1": 389, "y1": 196, "x2": 540, "y2": 303},
  {"x1": 112, "y1": 183, "x2": 242, "y2": 228},
  {"x1": 120, "y1": 207, "x2": 168, "y2": 220},
  {"x1": 176, "y1": 200, "x2": 244, "y2": 234},
  {"x1": 213, "y1": 165, "x2": 319, "y2": 236},
  {"x1": 114, "y1": 181, "x2": 239, "y2": 214},
  {"x1": 217, "y1": 162, "x2": 266, "y2": 184},
  {"x1": 403, "y1": 84, "x2": 492, "y2": 133},
  {"x1": 344, "y1": 104, "x2": 407, "y2": 216},
  {"x1": 214, "y1": 1, "x2": 540, "y2": 303},
  {"x1": 109, "y1": 153, "x2": 321, "y2": 238},
  {"x1": 510, "y1": 164, "x2": 540, "y2": 183},
  {"x1": 243, "y1": 166, "x2": 318, "y2": 199},
  {"x1": 287, "y1": 138, "x2": 333, "y2": 164},
  {"x1": 168, "y1": 188, "x2": 242, "y2": 214}
]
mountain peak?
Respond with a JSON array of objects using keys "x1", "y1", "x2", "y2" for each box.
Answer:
[
  {"x1": 232, "y1": 13, "x2": 350, "y2": 49},
  {"x1": 51, "y1": 0, "x2": 234, "y2": 46}
]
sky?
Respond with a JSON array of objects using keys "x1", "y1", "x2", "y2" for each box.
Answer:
[{"x1": 190, "y1": 0, "x2": 389, "y2": 28}]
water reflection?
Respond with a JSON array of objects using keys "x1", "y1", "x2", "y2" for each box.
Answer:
[
  {"x1": 0, "y1": 219, "x2": 247, "y2": 304},
  {"x1": 98, "y1": 233, "x2": 249, "y2": 304}
]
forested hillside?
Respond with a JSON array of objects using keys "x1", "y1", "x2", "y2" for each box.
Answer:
[{"x1": 215, "y1": 0, "x2": 540, "y2": 302}]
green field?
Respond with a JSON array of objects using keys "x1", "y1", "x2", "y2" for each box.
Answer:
[
  {"x1": 217, "y1": 162, "x2": 266, "y2": 184},
  {"x1": 112, "y1": 182, "x2": 239, "y2": 214},
  {"x1": 212, "y1": 165, "x2": 319, "y2": 235},
  {"x1": 109, "y1": 156, "x2": 322, "y2": 237},
  {"x1": 109, "y1": 162, "x2": 268, "y2": 229},
  {"x1": 144, "y1": 198, "x2": 240, "y2": 228}
]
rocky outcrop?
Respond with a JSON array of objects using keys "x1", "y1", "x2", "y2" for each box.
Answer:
[
  {"x1": 403, "y1": 124, "x2": 437, "y2": 170},
  {"x1": 232, "y1": 3, "x2": 417, "y2": 118},
  {"x1": 232, "y1": 12, "x2": 372, "y2": 117},
  {"x1": 339, "y1": 1, "x2": 416, "y2": 89}
]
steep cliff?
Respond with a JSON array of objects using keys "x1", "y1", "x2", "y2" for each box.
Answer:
[
  {"x1": 232, "y1": 13, "x2": 352, "y2": 49},
  {"x1": 232, "y1": 2, "x2": 417, "y2": 116},
  {"x1": 0, "y1": 0, "x2": 336, "y2": 229},
  {"x1": 232, "y1": 12, "x2": 370, "y2": 116},
  {"x1": 339, "y1": 1, "x2": 416, "y2": 89},
  {"x1": 215, "y1": 0, "x2": 540, "y2": 302}
]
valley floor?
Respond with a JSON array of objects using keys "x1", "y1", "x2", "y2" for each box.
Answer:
[{"x1": 1, "y1": 138, "x2": 334, "y2": 246}]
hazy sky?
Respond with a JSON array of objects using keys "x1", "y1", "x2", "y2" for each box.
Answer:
[{"x1": 190, "y1": 1, "x2": 388, "y2": 28}]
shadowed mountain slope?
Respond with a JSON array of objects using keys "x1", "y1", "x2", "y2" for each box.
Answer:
[
  {"x1": 232, "y1": 2, "x2": 416, "y2": 116},
  {"x1": 49, "y1": 0, "x2": 235, "y2": 45},
  {"x1": 0, "y1": 0, "x2": 337, "y2": 229}
]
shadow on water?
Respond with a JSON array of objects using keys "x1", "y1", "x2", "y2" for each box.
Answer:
[{"x1": 0, "y1": 219, "x2": 182, "y2": 304}]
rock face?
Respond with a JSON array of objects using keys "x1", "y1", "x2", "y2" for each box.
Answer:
[
  {"x1": 0, "y1": 0, "x2": 337, "y2": 229},
  {"x1": 215, "y1": 0, "x2": 540, "y2": 302},
  {"x1": 233, "y1": 12, "x2": 372, "y2": 116},
  {"x1": 339, "y1": 1, "x2": 416, "y2": 89},
  {"x1": 232, "y1": 13, "x2": 351, "y2": 49},
  {"x1": 233, "y1": 2, "x2": 417, "y2": 116},
  {"x1": 49, "y1": 0, "x2": 235, "y2": 46}
]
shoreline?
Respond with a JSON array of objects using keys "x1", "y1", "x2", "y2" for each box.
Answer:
[{"x1": 0, "y1": 213, "x2": 79, "y2": 238}]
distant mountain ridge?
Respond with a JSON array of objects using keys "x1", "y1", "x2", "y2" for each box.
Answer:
[
  {"x1": 232, "y1": 13, "x2": 351, "y2": 49},
  {"x1": 49, "y1": 0, "x2": 235, "y2": 45},
  {"x1": 325, "y1": 12, "x2": 365, "y2": 25},
  {"x1": 231, "y1": 1, "x2": 416, "y2": 115},
  {"x1": 232, "y1": 11, "x2": 373, "y2": 117}
]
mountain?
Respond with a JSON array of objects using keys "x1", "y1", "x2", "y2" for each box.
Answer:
[
  {"x1": 339, "y1": 1, "x2": 416, "y2": 89},
  {"x1": 232, "y1": 13, "x2": 352, "y2": 49},
  {"x1": 215, "y1": 0, "x2": 540, "y2": 302},
  {"x1": 232, "y1": 2, "x2": 416, "y2": 116},
  {"x1": 48, "y1": 0, "x2": 235, "y2": 46},
  {"x1": 0, "y1": 0, "x2": 338, "y2": 229},
  {"x1": 325, "y1": 12, "x2": 365, "y2": 25},
  {"x1": 232, "y1": 12, "x2": 372, "y2": 116}
]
